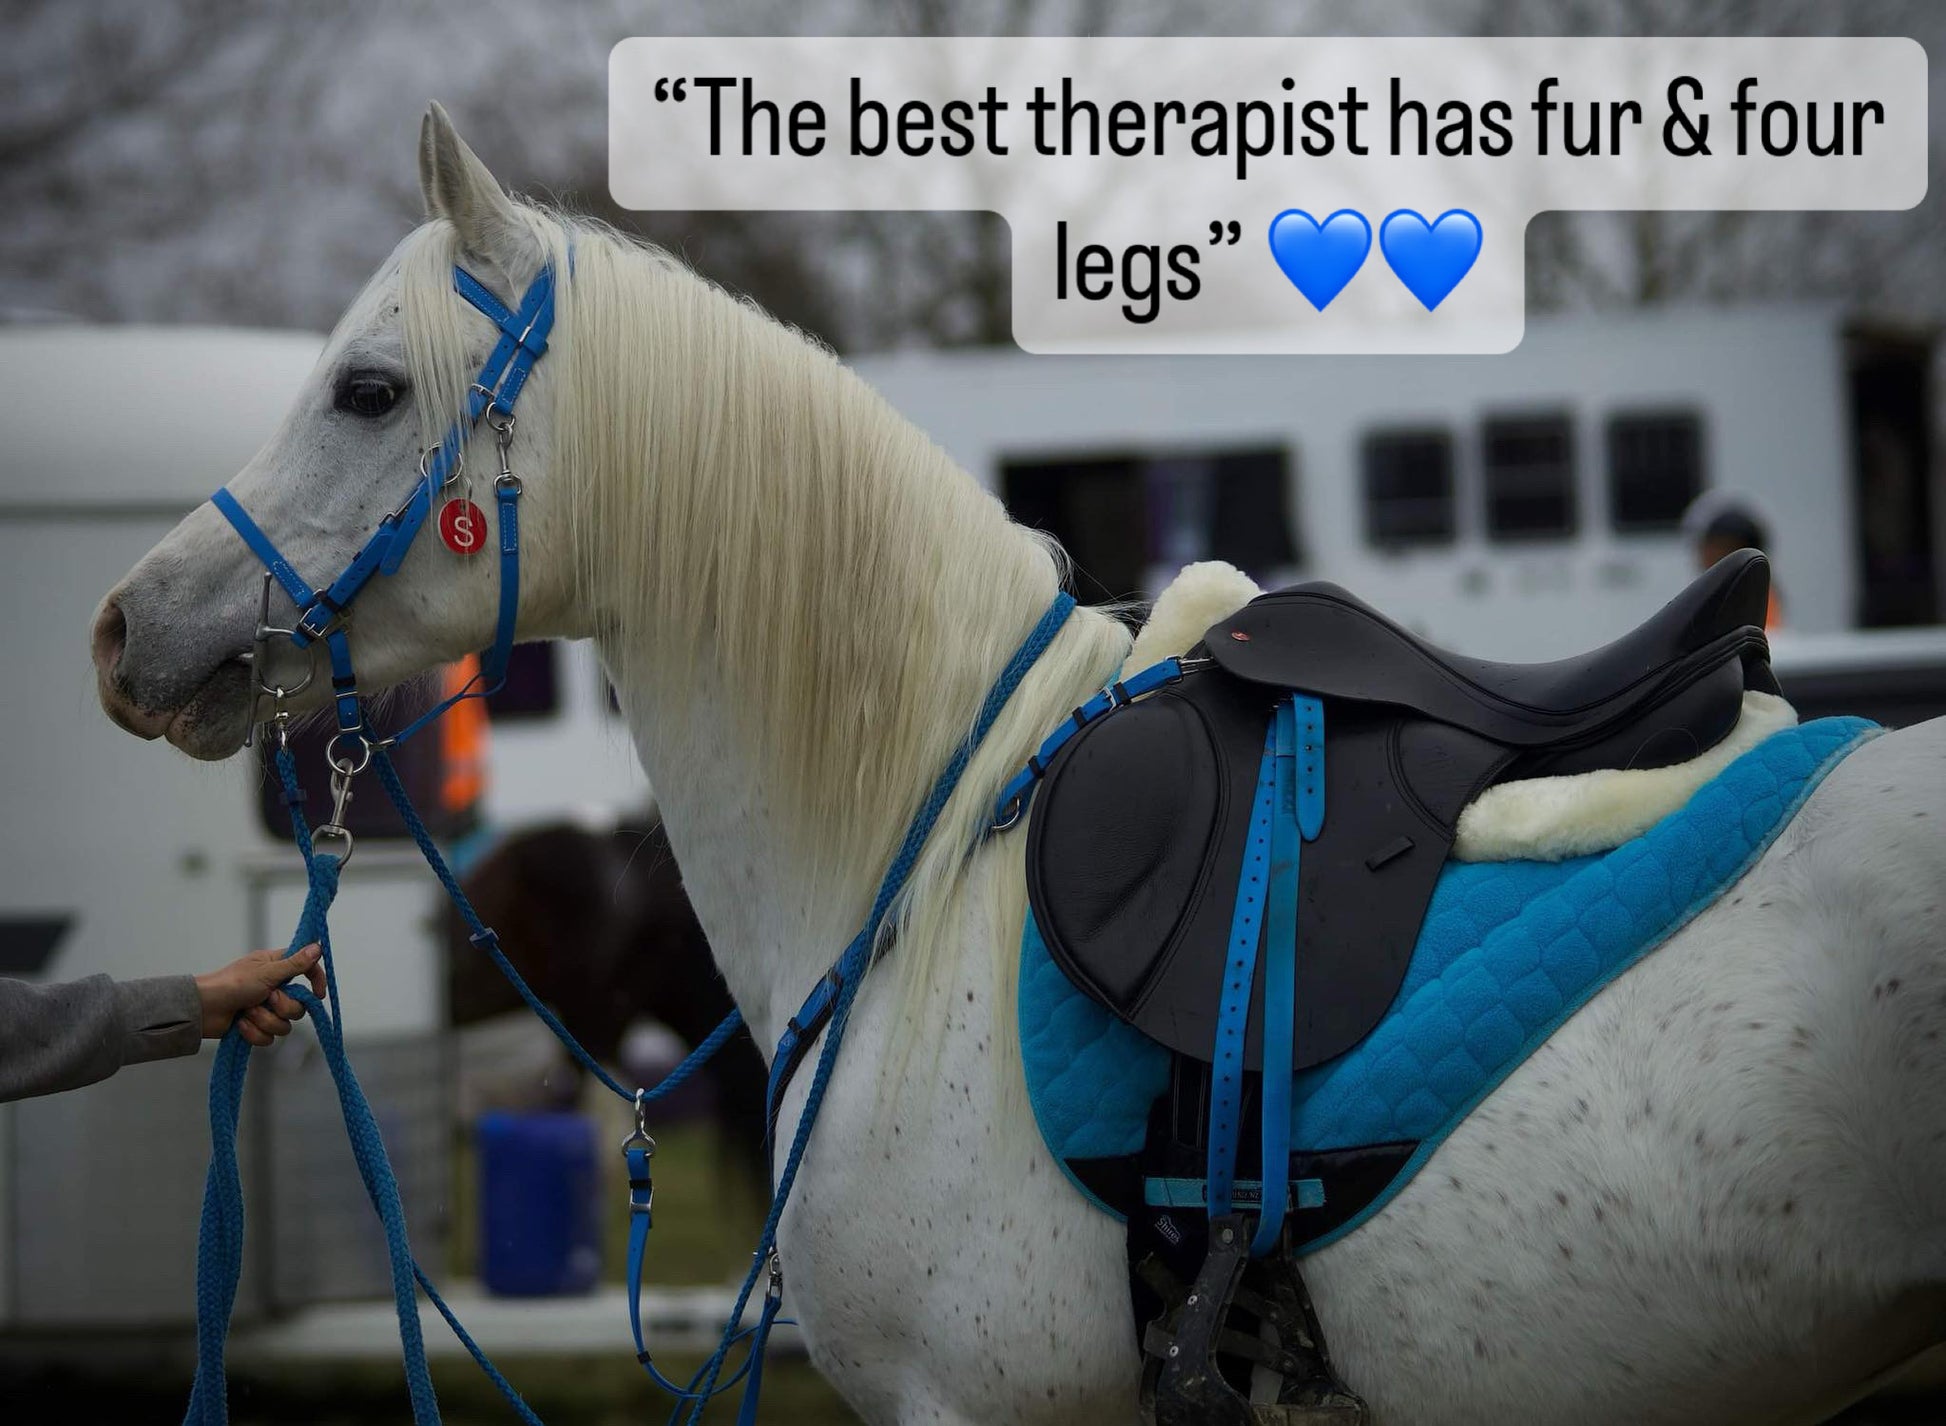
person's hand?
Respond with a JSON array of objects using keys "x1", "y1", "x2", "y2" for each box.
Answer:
[{"x1": 194, "y1": 945, "x2": 327, "y2": 1046}]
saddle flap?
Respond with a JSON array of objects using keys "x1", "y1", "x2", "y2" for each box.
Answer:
[
  {"x1": 1027, "y1": 688, "x2": 1224, "y2": 1009},
  {"x1": 1027, "y1": 670, "x2": 1509, "y2": 1072}
]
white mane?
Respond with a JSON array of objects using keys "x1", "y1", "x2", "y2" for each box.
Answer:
[{"x1": 398, "y1": 207, "x2": 1131, "y2": 1069}]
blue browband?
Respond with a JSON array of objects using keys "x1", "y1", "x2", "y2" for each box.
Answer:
[{"x1": 211, "y1": 261, "x2": 557, "y2": 740}]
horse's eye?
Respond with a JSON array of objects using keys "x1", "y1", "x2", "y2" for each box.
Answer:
[{"x1": 336, "y1": 373, "x2": 402, "y2": 419}]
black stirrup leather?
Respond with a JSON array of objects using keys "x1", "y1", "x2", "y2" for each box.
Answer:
[{"x1": 1025, "y1": 551, "x2": 1776, "y2": 1071}]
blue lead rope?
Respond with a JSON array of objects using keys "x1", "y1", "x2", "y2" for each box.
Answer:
[{"x1": 188, "y1": 749, "x2": 460, "y2": 1424}]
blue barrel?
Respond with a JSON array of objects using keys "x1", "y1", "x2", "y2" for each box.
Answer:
[{"x1": 476, "y1": 1111, "x2": 603, "y2": 1296}]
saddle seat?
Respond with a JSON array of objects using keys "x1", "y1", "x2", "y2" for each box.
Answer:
[
  {"x1": 1024, "y1": 551, "x2": 1777, "y2": 1073},
  {"x1": 1208, "y1": 548, "x2": 1776, "y2": 777}
]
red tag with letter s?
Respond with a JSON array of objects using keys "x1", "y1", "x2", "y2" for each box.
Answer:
[{"x1": 438, "y1": 498, "x2": 487, "y2": 556}]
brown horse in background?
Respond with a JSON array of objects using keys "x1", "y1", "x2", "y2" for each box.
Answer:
[{"x1": 442, "y1": 814, "x2": 770, "y2": 1197}]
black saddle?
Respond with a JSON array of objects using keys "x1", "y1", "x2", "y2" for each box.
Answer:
[
  {"x1": 1025, "y1": 550, "x2": 1774, "y2": 1072},
  {"x1": 1012, "y1": 552, "x2": 1774, "y2": 1422}
]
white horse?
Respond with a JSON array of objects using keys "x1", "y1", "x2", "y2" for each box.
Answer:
[{"x1": 91, "y1": 107, "x2": 1946, "y2": 1425}]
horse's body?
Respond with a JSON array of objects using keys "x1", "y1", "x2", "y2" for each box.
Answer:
[
  {"x1": 674, "y1": 653, "x2": 1946, "y2": 1426},
  {"x1": 89, "y1": 108, "x2": 1946, "y2": 1423}
]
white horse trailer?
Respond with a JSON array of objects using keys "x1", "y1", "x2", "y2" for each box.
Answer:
[
  {"x1": 0, "y1": 327, "x2": 454, "y2": 1336},
  {"x1": 854, "y1": 303, "x2": 1941, "y2": 657}
]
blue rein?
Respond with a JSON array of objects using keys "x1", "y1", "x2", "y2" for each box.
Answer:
[{"x1": 195, "y1": 261, "x2": 1078, "y2": 1424}]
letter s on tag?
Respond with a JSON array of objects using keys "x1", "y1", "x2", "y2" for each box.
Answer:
[{"x1": 439, "y1": 498, "x2": 487, "y2": 556}]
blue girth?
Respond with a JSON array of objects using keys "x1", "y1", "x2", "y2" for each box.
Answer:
[
  {"x1": 1190, "y1": 694, "x2": 1326, "y2": 1254},
  {"x1": 996, "y1": 676, "x2": 1328, "y2": 1256},
  {"x1": 211, "y1": 261, "x2": 556, "y2": 739}
]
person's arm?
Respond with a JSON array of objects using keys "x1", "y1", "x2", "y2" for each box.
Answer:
[
  {"x1": 0, "y1": 973, "x2": 197, "y2": 1102},
  {"x1": 0, "y1": 945, "x2": 325, "y2": 1104}
]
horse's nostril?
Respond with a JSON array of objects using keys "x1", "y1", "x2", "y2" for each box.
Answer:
[{"x1": 91, "y1": 599, "x2": 129, "y2": 679}]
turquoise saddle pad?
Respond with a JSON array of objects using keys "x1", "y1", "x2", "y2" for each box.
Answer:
[{"x1": 1019, "y1": 715, "x2": 1878, "y2": 1253}]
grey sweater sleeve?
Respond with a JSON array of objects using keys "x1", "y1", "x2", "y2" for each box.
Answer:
[{"x1": 0, "y1": 974, "x2": 203, "y2": 1103}]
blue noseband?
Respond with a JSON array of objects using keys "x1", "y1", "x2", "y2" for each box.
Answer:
[{"x1": 212, "y1": 261, "x2": 557, "y2": 742}]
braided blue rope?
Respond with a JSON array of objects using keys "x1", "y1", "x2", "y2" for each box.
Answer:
[
  {"x1": 185, "y1": 752, "x2": 335, "y2": 1423},
  {"x1": 186, "y1": 739, "x2": 742, "y2": 1424},
  {"x1": 371, "y1": 748, "x2": 741, "y2": 1108},
  {"x1": 187, "y1": 749, "x2": 458, "y2": 1423}
]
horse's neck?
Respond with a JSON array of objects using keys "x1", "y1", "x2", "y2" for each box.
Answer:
[
  {"x1": 606, "y1": 664, "x2": 808, "y2": 1041},
  {"x1": 558, "y1": 261, "x2": 1128, "y2": 1056},
  {"x1": 597, "y1": 626, "x2": 993, "y2": 1049},
  {"x1": 592, "y1": 552, "x2": 1063, "y2": 1052}
]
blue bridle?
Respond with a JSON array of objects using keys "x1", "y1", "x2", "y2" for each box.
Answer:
[
  {"x1": 188, "y1": 248, "x2": 1085, "y2": 1425},
  {"x1": 212, "y1": 260, "x2": 557, "y2": 746}
]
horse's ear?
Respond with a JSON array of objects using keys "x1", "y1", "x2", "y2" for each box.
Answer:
[{"x1": 418, "y1": 102, "x2": 534, "y2": 270}]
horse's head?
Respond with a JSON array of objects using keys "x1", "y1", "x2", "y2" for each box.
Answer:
[{"x1": 91, "y1": 105, "x2": 570, "y2": 759}]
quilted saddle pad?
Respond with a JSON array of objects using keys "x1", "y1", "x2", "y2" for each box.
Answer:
[{"x1": 1019, "y1": 715, "x2": 1879, "y2": 1254}]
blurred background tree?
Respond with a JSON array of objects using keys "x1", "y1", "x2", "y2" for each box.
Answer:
[{"x1": 1, "y1": 0, "x2": 1940, "y2": 351}]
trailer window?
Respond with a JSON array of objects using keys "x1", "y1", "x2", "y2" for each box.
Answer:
[
  {"x1": 1483, "y1": 413, "x2": 1576, "y2": 540},
  {"x1": 1607, "y1": 411, "x2": 1703, "y2": 533},
  {"x1": 1362, "y1": 429, "x2": 1456, "y2": 548},
  {"x1": 1001, "y1": 446, "x2": 1298, "y2": 603},
  {"x1": 484, "y1": 642, "x2": 560, "y2": 720}
]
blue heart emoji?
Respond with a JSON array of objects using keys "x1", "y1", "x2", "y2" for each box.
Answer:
[
  {"x1": 1267, "y1": 209, "x2": 1371, "y2": 312},
  {"x1": 1379, "y1": 209, "x2": 1482, "y2": 311}
]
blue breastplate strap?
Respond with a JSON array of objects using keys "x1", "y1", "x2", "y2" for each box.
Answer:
[
  {"x1": 990, "y1": 656, "x2": 1184, "y2": 830},
  {"x1": 765, "y1": 593, "x2": 1081, "y2": 1144},
  {"x1": 210, "y1": 261, "x2": 554, "y2": 736}
]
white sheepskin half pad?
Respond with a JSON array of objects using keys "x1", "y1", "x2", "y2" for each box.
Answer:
[
  {"x1": 1453, "y1": 690, "x2": 1799, "y2": 862},
  {"x1": 1125, "y1": 560, "x2": 1261, "y2": 673},
  {"x1": 1125, "y1": 565, "x2": 1800, "y2": 866}
]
